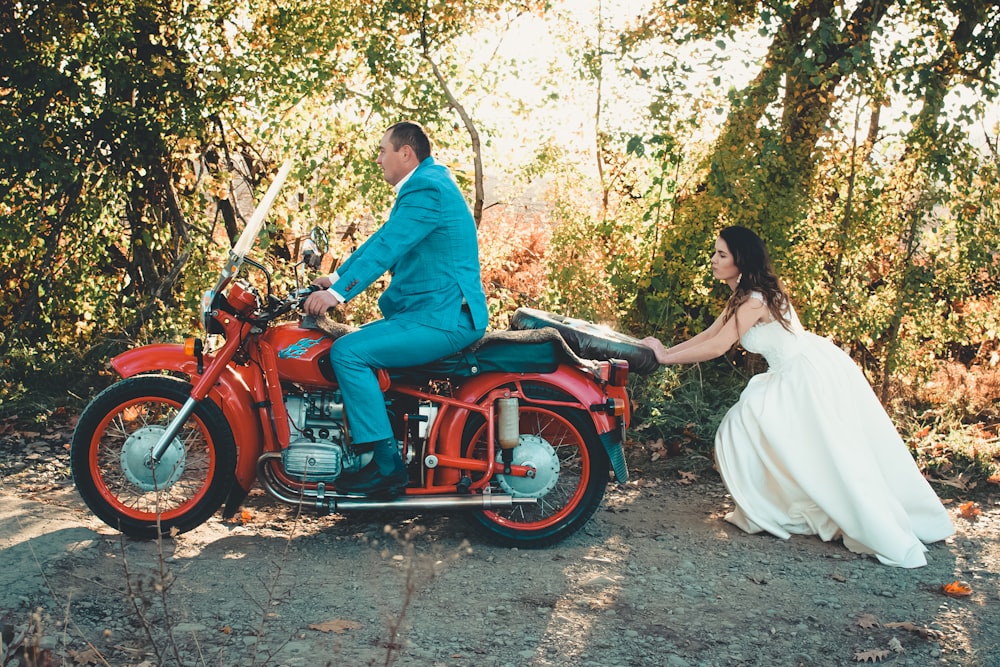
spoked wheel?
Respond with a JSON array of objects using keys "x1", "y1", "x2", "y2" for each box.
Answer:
[
  {"x1": 463, "y1": 405, "x2": 609, "y2": 547},
  {"x1": 71, "y1": 376, "x2": 237, "y2": 538}
]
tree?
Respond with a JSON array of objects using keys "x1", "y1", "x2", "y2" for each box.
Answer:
[
  {"x1": 0, "y1": 0, "x2": 550, "y2": 386},
  {"x1": 0, "y1": 0, "x2": 222, "y2": 364},
  {"x1": 625, "y1": 0, "x2": 1000, "y2": 382}
]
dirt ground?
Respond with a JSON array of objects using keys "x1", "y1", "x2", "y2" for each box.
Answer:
[{"x1": 1, "y1": 418, "x2": 998, "y2": 667}]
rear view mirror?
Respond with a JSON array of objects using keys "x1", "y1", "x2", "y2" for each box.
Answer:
[{"x1": 301, "y1": 227, "x2": 329, "y2": 270}]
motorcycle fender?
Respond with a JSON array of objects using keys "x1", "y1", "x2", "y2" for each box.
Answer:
[
  {"x1": 110, "y1": 344, "x2": 264, "y2": 494},
  {"x1": 435, "y1": 366, "x2": 629, "y2": 483}
]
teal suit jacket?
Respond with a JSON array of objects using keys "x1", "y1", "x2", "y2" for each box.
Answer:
[{"x1": 331, "y1": 157, "x2": 488, "y2": 332}]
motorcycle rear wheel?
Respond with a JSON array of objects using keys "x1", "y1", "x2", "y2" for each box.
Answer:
[
  {"x1": 71, "y1": 375, "x2": 237, "y2": 538},
  {"x1": 462, "y1": 404, "x2": 609, "y2": 548}
]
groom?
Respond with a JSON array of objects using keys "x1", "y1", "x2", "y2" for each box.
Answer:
[{"x1": 303, "y1": 121, "x2": 488, "y2": 495}]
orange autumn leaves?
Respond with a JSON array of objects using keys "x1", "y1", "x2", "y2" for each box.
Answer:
[
  {"x1": 957, "y1": 501, "x2": 982, "y2": 521},
  {"x1": 941, "y1": 580, "x2": 973, "y2": 598}
]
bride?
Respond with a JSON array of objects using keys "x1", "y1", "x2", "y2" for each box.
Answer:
[{"x1": 641, "y1": 225, "x2": 954, "y2": 568}]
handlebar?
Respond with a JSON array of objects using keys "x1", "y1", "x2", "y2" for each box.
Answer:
[{"x1": 247, "y1": 286, "x2": 317, "y2": 325}]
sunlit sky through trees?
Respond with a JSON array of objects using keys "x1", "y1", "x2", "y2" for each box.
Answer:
[{"x1": 456, "y1": 0, "x2": 998, "y2": 203}]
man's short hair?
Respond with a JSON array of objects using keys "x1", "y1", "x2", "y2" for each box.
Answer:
[{"x1": 387, "y1": 121, "x2": 432, "y2": 161}]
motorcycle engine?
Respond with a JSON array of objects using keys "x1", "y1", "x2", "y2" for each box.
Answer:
[{"x1": 282, "y1": 392, "x2": 362, "y2": 482}]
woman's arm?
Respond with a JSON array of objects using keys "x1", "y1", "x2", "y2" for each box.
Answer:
[
  {"x1": 642, "y1": 298, "x2": 768, "y2": 365},
  {"x1": 660, "y1": 313, "x2": 726, "y2": 354}
]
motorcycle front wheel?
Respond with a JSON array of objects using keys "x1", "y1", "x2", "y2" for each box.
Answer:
[
  {"x1": 71, "y1": 375, "x2": 237, "y2": 538},
  {"x1": 463, "y1": 404, "x2": 609, "y2": 548}
]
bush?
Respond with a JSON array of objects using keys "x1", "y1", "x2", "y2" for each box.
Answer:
[{"x1": 626, "y1": 357, "x2": 748, "y2": 476}]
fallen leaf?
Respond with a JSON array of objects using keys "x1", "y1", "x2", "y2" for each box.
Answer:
[
  {"x1": 649, "y1": 438, "x2": 667, "y2": 461},
  {"x1": 856, "y1": 614, "x2": 880, "y2": 629},
  {"x1": 309, "y1": 619, "x2": 362, "y2": 634},
  {"x1": 69, "y1": 646, "x2": 103, "y2": 664},
  {"x1": 888, "y1": 637, "x2": 904, "y2": 653},
  {"x1": 678, "y1": 470, "x2": 698, "y2": 485},
  {"x1": 884, "y1": 621, "x2": 945, "y2": 641},
  {"x1": 854, "y1": 649, "x2": 891, "y2": 662},
  {"x1": 831, "y1": 573, "x2": 847, "y2": 583},
  {"x1": 230, "y1": 510, "x2": 254, "y2": 525},
  {"x1": 942, "y1": 581, "x2": 972, "y2": 597},
  {"x1": 937, "y1": 474, "x2": 971, "y2": 490},
  {"x1": 957, "y1": 501, "x2": 982, "y2": 521}
]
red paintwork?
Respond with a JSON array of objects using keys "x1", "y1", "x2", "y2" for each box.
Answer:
[
  {"x1": 105, "y1": 276, "x2": 627, "y2": 509},
  {"x1": 111, "y1": 344, "x2": 265, "y2": 492},
  {"x1": 267, "y1": 323, "x2": 333, "y2": 387}
]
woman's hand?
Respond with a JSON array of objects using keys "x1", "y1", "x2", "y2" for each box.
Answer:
[{"x1": 640, "y1": 336, "x2": 669, "y2": 364}]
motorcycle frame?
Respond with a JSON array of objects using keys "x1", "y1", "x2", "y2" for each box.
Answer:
[
  {"x1": 110, "y1": 335, "x2": 628, "y2": 501},
  {"x1": 111, "y1": 239, "x2": 629, "y2": 506}
]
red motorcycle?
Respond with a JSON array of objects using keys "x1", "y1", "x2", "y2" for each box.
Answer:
[{"x1": 71, "y1": 164, "x2": 655, "y2": 547}]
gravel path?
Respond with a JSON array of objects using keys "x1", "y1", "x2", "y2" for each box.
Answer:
[{"x1": 1, "y1": 427, "x2": 998, "y2": 667}]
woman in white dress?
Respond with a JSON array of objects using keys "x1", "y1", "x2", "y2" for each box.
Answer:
[{"x1": 641, "y1": 226, "x2": 954, "y2": 568}]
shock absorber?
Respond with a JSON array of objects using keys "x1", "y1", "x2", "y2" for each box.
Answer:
[{"x1": 497, "y1": 397, "x2": 519, "y2": 475}]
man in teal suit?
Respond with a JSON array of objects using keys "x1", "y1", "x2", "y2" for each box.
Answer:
[{"x1": 304, "y1": 121, "x2": 488, "y2": 495}]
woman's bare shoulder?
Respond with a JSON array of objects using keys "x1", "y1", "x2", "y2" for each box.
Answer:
[{"x1": 738, "y1": 292, "x2": 771, "y2": 325}]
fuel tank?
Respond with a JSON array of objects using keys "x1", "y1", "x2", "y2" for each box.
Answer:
[{"x1": 266, "y1": 322, "x2": 336, "y2": 386}]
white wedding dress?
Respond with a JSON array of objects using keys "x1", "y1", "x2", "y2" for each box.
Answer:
[{"x1": 714, "y1": 295, "x2": 954, "y2": 568}]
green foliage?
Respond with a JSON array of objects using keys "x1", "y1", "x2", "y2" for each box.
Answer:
[
  {"x1": 627, "y1": 358, "x2": 748, "y2": 474},
  {"x1": 0, "y1": 0, "x2": 551, "y2": 384},
  {"x1": 908, "y1": 423, "x2": 1000, "y2": 499},
  {"x1": 620, "y1": 0, "x2": 1000, "y2": 390},
  {"x1": 1, "y1": 0, "x2": 998, "y2": 458},
  {"x1": 1, "y1": 0, "x2": 240, "y2": 364}
]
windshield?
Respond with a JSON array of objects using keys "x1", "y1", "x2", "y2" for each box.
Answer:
[
  {"x1": 206, "y1": 161, "x2": 293, "y2": 300},
  {"x1": 231, "y1": 161, "x2": 294, "y2": 259}
]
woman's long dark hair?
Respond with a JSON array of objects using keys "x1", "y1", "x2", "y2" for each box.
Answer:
[{"x1": 719, "y1": 225, "x2": 792, "y2": 330}]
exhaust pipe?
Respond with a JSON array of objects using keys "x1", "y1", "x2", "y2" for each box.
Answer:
[
  {"x1": 329, "y1": 493, "x2": 536, "y2": 512},
  {"x1": 257, "y1": 452, "x2": 536, "y2": 513}
]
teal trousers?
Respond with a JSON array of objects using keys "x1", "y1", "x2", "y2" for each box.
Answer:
[{"x1": 330, "y1": 308, "x2": 484, "y2": 446}]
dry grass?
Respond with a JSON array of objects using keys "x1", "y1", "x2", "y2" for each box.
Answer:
[{"x1": 892, "y1": 360, "x2": 1000, "y2": 498}]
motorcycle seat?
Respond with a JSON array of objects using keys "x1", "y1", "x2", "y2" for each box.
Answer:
[
  {"x1": 389, "y1": 327, "x2": 590, "y2": 381},
  {"x1": 306, "y1": 314, "x2": 601, "y2": 381}
]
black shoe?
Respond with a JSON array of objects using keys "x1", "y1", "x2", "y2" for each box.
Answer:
[{"x1": 335, "y1": 461, "x2": 408, "y2": 496}]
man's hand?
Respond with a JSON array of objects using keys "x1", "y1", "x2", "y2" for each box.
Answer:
[
  {"x1": 304, "y1": 289, "x2": 339, "y2": 316},
  {"x1": 312, "y1": 275, "x2": 333, "y2": 290}
]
